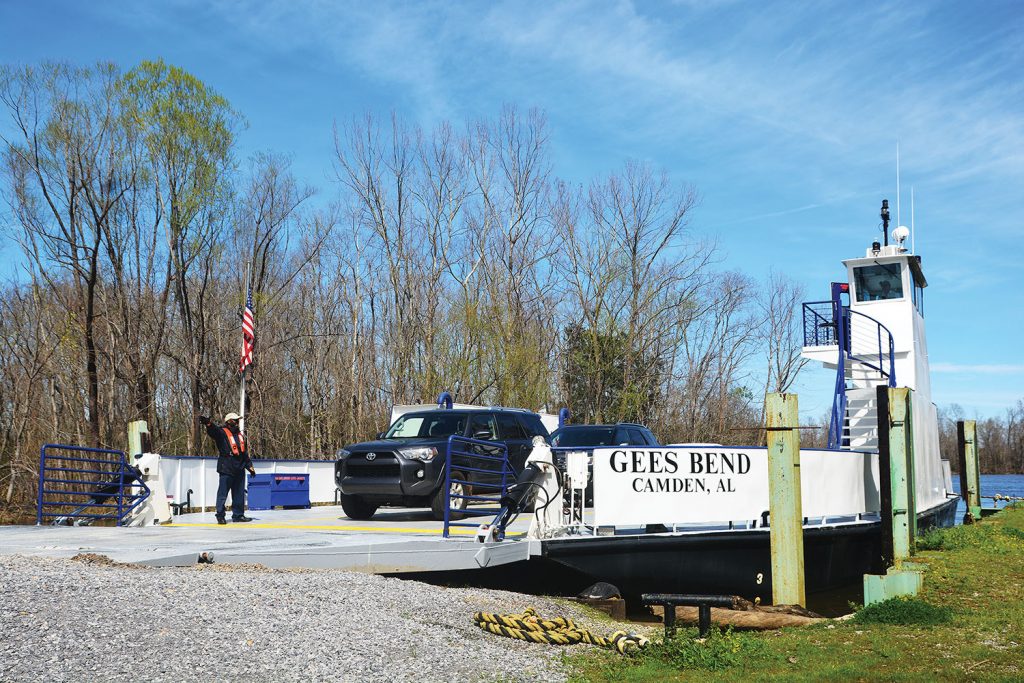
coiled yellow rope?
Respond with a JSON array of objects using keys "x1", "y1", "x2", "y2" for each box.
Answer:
[{"x1": 473, "y1": 607, "x2": 649, "y2": 655}]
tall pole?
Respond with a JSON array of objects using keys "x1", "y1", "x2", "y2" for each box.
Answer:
[
  {"x1": 765, "y1": 392, "x2": 805, "y2": 607},
  {"x1": 239, "y1": 262, "x2": 251, "y2": 433},
  {"x1": 957, "y1": 420, "x2": 981, "y2": 523}
]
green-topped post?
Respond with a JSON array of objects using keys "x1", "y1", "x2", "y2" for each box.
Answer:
[
  {"x1": 957, "y1": 420, "x2": 982, "y2": 523},
  {"x1": 864, "y1": 386, "x2": 923, "y2": 605},
  {"x1": 765, "y1": 392, "x2": 805, "y2": 607},
  {"x1": 880, "y1": 387, "x2": 913, "y2": 564},
  {"x1": 127, "y1": 420, "x2": 150, "y2": 459},
  {"x1": 901, "y1": 391, "x2": 917, "y2": 545}
]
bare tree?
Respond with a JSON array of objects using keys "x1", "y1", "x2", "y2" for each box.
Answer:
[
  {"x1": 0, "y1": 62, "x2": 131, "y2": 447},
  {"x1": 760, "y1": 270, "x2": 810, "y2": 397},
  {"x1": 556, "y1": 161, "x2": 707, "y2": 425}
]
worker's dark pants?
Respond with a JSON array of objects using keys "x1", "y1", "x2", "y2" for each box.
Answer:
[{"x1": 216, "y1": 471, "x2": 246, "y2": 520}]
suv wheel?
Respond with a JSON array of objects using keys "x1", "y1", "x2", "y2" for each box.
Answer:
[
  {"x1": 340, "y1": 494, "x2": 378, "y2": 520},
  {"x1": 431, "y1": 472, "x2": 468, "y2": 521}
]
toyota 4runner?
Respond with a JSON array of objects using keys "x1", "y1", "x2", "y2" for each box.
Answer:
[{"x1": 334, "y1": 407, "x2": 549, "y2": 520}]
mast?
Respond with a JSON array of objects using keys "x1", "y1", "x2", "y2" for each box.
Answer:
[{"x1": 239, "y1": 262, "x2": 251, "y2": 432}]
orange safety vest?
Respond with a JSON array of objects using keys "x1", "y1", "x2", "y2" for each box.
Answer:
[{"x1": 222, "y1": 427, "x2": 247, "y2": 456}]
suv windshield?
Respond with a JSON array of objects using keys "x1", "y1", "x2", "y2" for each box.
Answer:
[
  {"x1": 385, "y1": 412, "x2": 468, "y2": 439},
  {"x1": 551, "y1": 426, "x2": 616, "y2": 447}
]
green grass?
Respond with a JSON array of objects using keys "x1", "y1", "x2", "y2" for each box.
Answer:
[
  {"x1": 851, "y1": 596, "x2": 953, "y2": 626},
  {"x1": 566, "y1": 505, "x2": 1024, "y2": 682}
]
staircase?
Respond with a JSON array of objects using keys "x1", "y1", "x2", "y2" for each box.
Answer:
[{"x1": 804, "y1": 301, "x2": 896, "y2": 450}]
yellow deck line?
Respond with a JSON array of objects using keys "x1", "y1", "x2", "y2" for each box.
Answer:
[{"x1": 165, "y1": 522, "x2": 518, "y2": 537}]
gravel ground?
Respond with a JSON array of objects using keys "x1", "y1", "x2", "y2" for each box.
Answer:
[{"x1": 0, "y1": 554, "x2": 643, "y2": 682}]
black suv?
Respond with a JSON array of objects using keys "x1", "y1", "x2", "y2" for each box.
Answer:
[
  {"x1": 549, "y1": 423, "x2": 660, "y2": 503},
  {"x1": 549, "y1": 423, "x2": 659, "y2": 450},
  {"x1": 335, "y1": 408, "x2": 549, "y2": 520}
]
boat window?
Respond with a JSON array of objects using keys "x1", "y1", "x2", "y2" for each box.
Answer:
[
  {"x1": 853, "y1": 264, "x2": 904, "y2": 302},
  {"x1": 912, "y1": 281, "x2": 925, "y2": 315}
]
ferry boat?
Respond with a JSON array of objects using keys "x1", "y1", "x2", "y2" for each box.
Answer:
[
  {"x1": 529, "y1": 204, "x2": 959, "y2": 603},
  {"x1": 20, "y1": 201, "x2": 958, "y2": 609}
]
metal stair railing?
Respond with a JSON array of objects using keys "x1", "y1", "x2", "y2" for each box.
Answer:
[
  {"x1": 442, "y1": 435, "x2": 514, "y2": 538},
  {"x1": 845, "y1": 309, "x2": 896, "y2": 387},
  {"x1": 37, "y1": 444, "x2": 150, "y2": 526},
  {"x1": 827, "y1": 308, "x2": 897, "y2": 449},
  {"x1": 828, "y1": 351, "x2": 849, "y2": 449},
  {"x1": 802, "y1": 301, "x2": 839, "y2": 346}
]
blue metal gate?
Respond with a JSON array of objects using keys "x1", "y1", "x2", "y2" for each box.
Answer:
[
  {"x1": 442, "y1": 435, "x2": 514, "y2": 538},
  {"x1": 36, "y1": 444, "x2": 150, "y2": 526}
]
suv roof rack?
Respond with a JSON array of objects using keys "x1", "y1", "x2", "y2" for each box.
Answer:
[{"x1": 559, "y1": 422, "x2": 647, "y2": 427}]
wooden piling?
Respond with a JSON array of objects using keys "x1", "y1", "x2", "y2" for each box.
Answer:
[
  {"x1": 957, "y1": 420, "x2": 982, "y2": 523},
  {"x1": 877, "y1": 386, "x2": 913, "y2": 565},
  {"x1": 765, "y1": 392, "x2": 805, "y2": 607},
  {"x1": 864, "y1": 386, "x2": 922, "y2": 605}
]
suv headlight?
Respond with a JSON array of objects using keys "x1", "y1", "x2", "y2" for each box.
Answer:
[
  {"x1": 337, "y1": 448, "x2": 351, "y2": 459},
  {"x1": 398, "y1": 446, "x2": 438, "y2": 461}
]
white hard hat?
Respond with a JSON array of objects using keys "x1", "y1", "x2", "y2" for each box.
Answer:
[{"x1": 224, "y1": 412, "x2": 241, "y2": 423}]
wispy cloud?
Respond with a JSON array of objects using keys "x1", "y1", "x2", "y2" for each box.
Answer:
[
  {"x1": 932, "y1": 363, "x2": 1024, "y2": 375},
  {"x1": 161, "y1": 0, "x2": 1023, "y2": 193}
]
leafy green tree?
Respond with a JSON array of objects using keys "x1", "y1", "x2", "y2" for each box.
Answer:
[
  {"x1": 562, "y1": 323, "x2": 663, "y2": 424},
  {"x1": 118, "y1": 59, "x2": 242, "y2": 451}
]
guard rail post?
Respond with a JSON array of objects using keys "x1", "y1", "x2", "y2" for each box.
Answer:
[
  {"x1": 864, "y1": 386, "x2": 923, "y2": 605},
  {"x1": 957, "y1": 420, "x2": 982, "y2": 523},
  {"x1": 765, "y1": 392, "x2": 806, "y2": 608}
]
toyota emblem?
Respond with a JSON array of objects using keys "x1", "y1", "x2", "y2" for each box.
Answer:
[{"x1": 366, "y1": 452, "x2": 377, "y2": 461}]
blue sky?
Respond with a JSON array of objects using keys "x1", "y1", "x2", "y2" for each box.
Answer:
[{"x1": 2, "y1": 0, "x2": 1022, "y2": 420}]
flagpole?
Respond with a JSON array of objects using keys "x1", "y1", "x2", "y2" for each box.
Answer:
[{"x1": 239, "y1": 262, "x2": 251, "y2": 432}]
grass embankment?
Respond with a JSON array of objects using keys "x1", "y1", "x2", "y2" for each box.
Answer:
[{"x1": 568, "y1": 505, "x2": 1024, "y2": 682}]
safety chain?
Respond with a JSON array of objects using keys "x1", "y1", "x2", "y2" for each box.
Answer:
[{"x1": 474, "y1": 607, "x2": 649, "y2": 655}]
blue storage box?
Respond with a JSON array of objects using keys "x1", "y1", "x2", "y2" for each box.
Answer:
[{"x1": 247, "y1": 473, "x2": 310, "y2": 510}]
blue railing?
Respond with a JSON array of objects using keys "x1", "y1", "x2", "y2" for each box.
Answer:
[
  {"x1": 828, "y1": 350, "x2": 849, "y2": 449},
  {"x1": 442, "y1": 435, "x2": 514, "y2": 538},
  {"x1": 802, "y1": 300, "x2": 839, "y2": 346},
  {"x1": 37, "y1": 444, "x2": 150, "y2": 526},
  {"x1": 845, "y1": 309, "x2": 897, "y2": 386},
  {"x1": 826, "y1": 307, "x2": 897, "y2": 449}
]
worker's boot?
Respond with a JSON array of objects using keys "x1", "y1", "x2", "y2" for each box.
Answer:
[{"x1": 216, "y1": 516, "x2": 226, "y2": 525}]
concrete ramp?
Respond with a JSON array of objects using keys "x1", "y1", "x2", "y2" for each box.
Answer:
[{"x1": 0, "y1": 505, "x2": 537, "y2": 573}]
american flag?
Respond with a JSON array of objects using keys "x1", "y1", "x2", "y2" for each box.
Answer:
[{"x1": 240, "y1": 286, "x2": 255, "y2": 373}]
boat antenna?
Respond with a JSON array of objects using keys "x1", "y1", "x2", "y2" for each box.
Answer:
[
  {"x1": 880, "y1": 199, "x2": 890, "y2": 247},
  {"x1": 911, "y1": 186, "x2": 915, "y2": 254},
  {"x1": 896, "y1": 141, "x2": 901, "y2": 229}
]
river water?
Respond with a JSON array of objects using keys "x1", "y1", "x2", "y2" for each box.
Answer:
[{"x1": 950, "y1": 473, "x2": 1024, "y2": 522}]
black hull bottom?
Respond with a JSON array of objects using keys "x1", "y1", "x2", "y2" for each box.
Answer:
[{"x1": 541, "y1": 496, "x2": 959, "y2": 604}]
